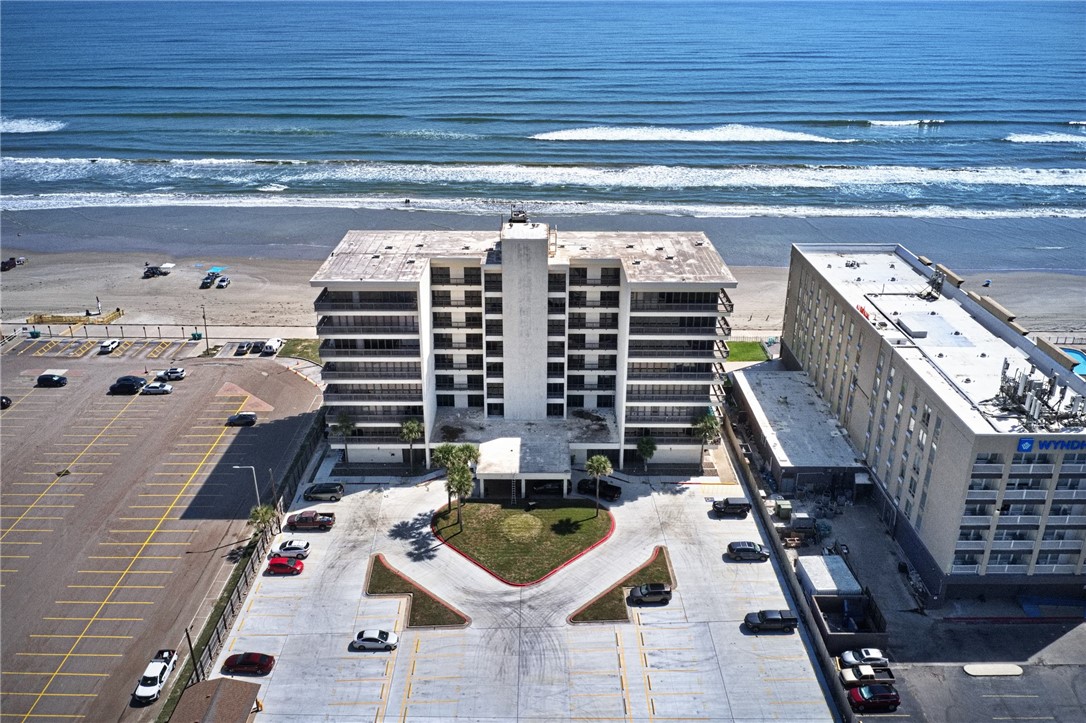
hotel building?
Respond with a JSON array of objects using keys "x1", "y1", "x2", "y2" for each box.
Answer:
[
  {"x1": 310, "y1": 213, "x2": 735, "y2": 493},
  {"x1": 781, "y1": 244, "x2": 1086, "y2": 601}
]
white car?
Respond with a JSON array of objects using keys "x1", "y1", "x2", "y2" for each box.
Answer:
[
  {"x1": 99, "y1": 339, "x2": 121, "y2": 353},
  {"x1": 132, "y1": 649, "x2": 176, "y2": 703},
  {"x1": 350, "y1": 629, "x2": 399, "y2": 652},
  {"x1": 270, "y1": 540, "x2": 310, "y2": 559},
  {"x1": 141, "y1": 382, "x2": 173, "y2": 395},
  {"x1": 156, "y1": 367, "x2": 186, "y2": 381},
  {"x1": 840, "y1": 648, "x2": 889, "y2": 668}
]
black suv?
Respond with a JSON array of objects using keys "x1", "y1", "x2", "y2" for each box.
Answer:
[
  {"x1": 577, "y1": 478, "x2": 621, "y2": 501},
  {"x1": 629, "y1": 583, "x2": 672, "y2": 604},
  {"x1": 36, "y1": 374, "x2": 68, "y2": 387},
  {"x1": 712, "y1": 497, "x2": 752, "y2": 518},
  {"x1": 303, "y1": 482, "x2": 344, "y2": 502},
  {"x1": 109, "y1": 376, "x2": 147, "y2": 395}
]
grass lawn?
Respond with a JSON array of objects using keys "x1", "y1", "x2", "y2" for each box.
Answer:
[
  {"x1": 367, "y1": 554, "x2": 468, "y2": 627},
  {"x1": 433, "y1": 499, "x2": 613, "y2": 584},
  {"x1": 280, "y1": 338, "x2": 321, "y2": 364},
  {"x1": 570, "y1": 546, "x2": 673, "y2": 623},
  {"x1": 726, "y1": 340, "x2": 768, "y2": 362}
]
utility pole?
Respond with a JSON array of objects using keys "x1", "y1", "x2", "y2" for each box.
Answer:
[{"x1": 199, "y1": 304, "x2": 210, "y2": 354}]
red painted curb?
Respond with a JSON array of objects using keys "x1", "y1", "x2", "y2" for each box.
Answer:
[
  {"x1": 368, "y1": 553, "x2": 470, "y2": 626},
  {"x1": 431, "y1": 504, "x2": 617, "y2": 587}
]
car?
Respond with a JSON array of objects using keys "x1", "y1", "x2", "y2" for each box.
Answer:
[
  {"x1": 225, "y1": 412, "x2": 258, "y2": 427},
  {"x1": 234, "y1": 341, "x2": 252, "y2": 356},
  {"x1": 262, "y1": 337, "x2": 284, "y2": 355},
  {"x1": 110, "y1": 381, "x2": 146, "y2": 395},
  {"x1": 531, "y1": 481, "x2": 563, "y2": 495},
  {"x1": 743, "y1": 609, "x2": 798, "y2": 633},
  {"x1": 576, "y1": 477, "x2": 621, "y2": 501},
  {"x1": 350, "y1": 629, "x2": 399, "y2": 652},
  {"x1": 266, "y1": 556, "x2": 304, "y2": 575},
  {"x1": 840, "y1": 648, "x2": 890, "y2": 668},
  {"x1": 303, "y1": 482, "x2": 344, "y2": 502},
  {"x1": 155, "y1": 367, "x2": 186, "y2": 381},
  {"x1": 248, "y1": 340, "x2": 264, "y2": 354},
  {"x1": 36, "y1": 374, "x2": 68, "y2": 387},
  {"x1": 141, "y1": 382, "x2": 173, "y2": 395},
  {"x1": 216, "y1": 276, "x2": 230, "y2": 288},
  {"x1": 99, "y1": 338, "x2": 121, "y2": 353},
  {"x1": 712, "y1": 497, "x2": 753, "y2": 518},
  {"x1": 727, "y1": 541, "x2": 770, "y2": 561},
  {"x1": 199, "y1": 276, "x2": 213, "y2": 289},
  {"x1": 848, "y1": 684, "x2": 900, "y2": 713},
  {"x1": 116, "y1": 375, "x2": 148, "y2": 387},
  {"x1": 270, "y1": 540, "x2": 310, "y2": 559},
  {"x1": 132, "y1": 649, "x2": 176, "y2": 704},
  {"x1": 221, "y1": 652, "x2": 275, "y2": 675},
  {"x1": 1, "y1": 395, "x2": 11, "y2": 410},
  {"x1": 629, "y1": 583, "x2": 672, "y2": 604}
]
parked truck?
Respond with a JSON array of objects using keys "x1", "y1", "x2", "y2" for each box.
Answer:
[
  {"x1": 743, "y1": 609, "x2": 798, "y2": 633},
  {"x1": 285, "y1": 510, "x2": 336, "y2": 531},
  {"x1": 839, "y1": 664, "x2": 896, "y2": 688}
]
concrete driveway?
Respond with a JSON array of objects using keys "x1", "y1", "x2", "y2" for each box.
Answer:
[{"x1": 213, "y1": 469, "x2": 835, "y2": 721}]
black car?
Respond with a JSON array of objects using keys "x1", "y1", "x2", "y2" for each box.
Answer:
[
  {"x1": 110, "y1": 375, "x2": 147, "y2": 395},
  {"x1": 577, "y1": 477, "x2": 621, "y2": 502},
  {"x1": 712, "y1": 497, "x2": 753, "y2": 518},
  {"x1": 727, "y1": 541, "x2": 770, "y2": 561},
  {"x1": 199, "y1": 276, "x2": 214, "y2": 289},
  {"x1": 248, "y1": 340, "x2": 263, "y2": 354},
  {"x1": 234, "y1": 341, "x2": 252, "y2": 356},
  {"x1": 226, "y1": 412, "x2": 258, "y2": 427},
  {"x1": 36, "y1": 374, "x2": 68, "y2": 388}
]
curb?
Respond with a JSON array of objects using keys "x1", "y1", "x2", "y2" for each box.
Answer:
[
  {"x1": 364, "y1": 553, "x2": 471, "y2": 629},
  {"x1": 567, "y1": 545, "x2": 673, "y2": 625}
]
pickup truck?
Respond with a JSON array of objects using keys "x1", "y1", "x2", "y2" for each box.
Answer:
[
  {"x1": 839, "y1": 664, "x2": 896, "y2": 688},
  {"x1": 132, "y1": 649, "x2": 176, "y2": 704},
  {"x1": 285, "y1": 510, "x2": 335, "y2": 531},
  {"x1": 743, "y1": 609, "x2": 798, "y2": 633}
]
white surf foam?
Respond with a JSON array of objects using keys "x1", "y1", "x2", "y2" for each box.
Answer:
[
  {"x1": 257, "y1": 183, "x2": 289, "y2": 192},
  {"x1": 870, "y1": 120, "x2": 945, "y2": 126},
  {"x1": 1005, "y1": 133, "x2": 1086, "y2": 143},
  {"x1": 531, "y1": 124, "x2": 853, "y2": 143},
  {"x1": 1, "y1": 116, "x2": 68, "y2": 133}
]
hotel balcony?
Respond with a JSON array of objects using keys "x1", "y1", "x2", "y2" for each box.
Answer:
[
  {"x1": 951, "y1": 564, "x2": 980, "y2": 575},
  {"x1": 568, "y1": 275, "x2": 620, "y2": 288},
  {"x1": 629, "y1": 290, "x2": 734, "y2": 314},
  {"x1": 1038, "y1": 539, "x2": 1083, "y2": 551},
  {"x1": 321, "y1": 370, "x2": 422, "y2": 382},
  {"x1": 622, "y1": 433, "x2": 699, "y2": 445},
  {"x1": 568, "y1": 340, "x2": 619, "y2": 351},
  {"x1": 960, "y1": 515, "x2": 993, "y2": 527},
  {"x1": 965, "y1": 489, "x2": 999, "y2": 503},
  {"x1": 568, "y1": 319, "x2": 619, "y2": 331},
  {"x1": 626, "y1": 370, "x2": 727, "y2": 382},
  {"x1": 1034, "y1": 564, "x2": 1080, "y2": 575},
  {"x1": 431, "y1": 296, "x2": 482, "y2": 310},
  {"x1": 434, "y1": 361, "x2": 484, "y2": 371},
  {"x1": 954, "y1": 540, "x2": 987, "y2": 552},
  {"x1": 628, "y1": 321, "x2": 726, "y2": 337},
  {"x1": 1009, "y1": 463, "x2": 1055, "y2": 475},
  {"x1": 1046, "y1": 515, "x2": 1086, "y2": 526},
  {"x1": 995, "y1": 515, "x2": 1041, "y2": 526},
  {"x1": 314, "y1": 290, "x2": 418, "y2": 313},
  {"x1": 970, "y1": 463, "x2": 1005, "y2": 475},
  {"x1": 1001, "y1": 489, "x2": 1050, "y2": 503},
  {"x1": 568, "y1": 382, "x2": 617, "y2": 392},
  {"x1": 319, "y1": 345, "x2": 421, "y2": 360},
  {"x1": 325, "y1": 391, "x2": 423, "y2": 404},
  {"x1": 626, "y1": 393, "x2": 712, "y2": 403},
  {"x1": 1052, "y1": 489, "x2": 1086, "y2": 501},
  {"x1": 625, "y1": 412, "x2": 700, "y2": 425},
  {"x1": 985, "y1": 564, "x2": 1029, "y2": 575},
  {"x1": 436, "y1": 382, "x2": 484, "y2": 392},
  {"x1": 431, "y1": 319, "x2": 483, "y2": 331},
  {"x1": 430, "y1": 276, "x2": 481, "y2": 287},
  {"x1": 989, "y1": 539, "x2": 1036, "y2": 551},
  {"x1": 627, "y1": 341, "x2": 728, "y2": 360},
  {"x1": 317, "y1": 321, "x2": 420, "y2": 337}
]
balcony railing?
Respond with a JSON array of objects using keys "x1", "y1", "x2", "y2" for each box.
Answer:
[
  {"x1": 965, "y1": 490, "x2": 999, "y2": 503},
  {"x1": 951, "y1": 564, "x2": 980, "y2": 574},
  {"x1": 626, "y1": 371, "x2": 727, "y2": 382},
  {"x1": 432, "y1": 321, "x2": 483, "y2": 330},
  {"x1": 625, "y1": 414, "x2": 698, "y2": 424},
  {"x1": 325, "y1": 392, "x2": 423, "y2": 403},
  {"x1": 569, "y1": 299, "x2": 620, "y2": 309},
  {"x1": 1052, "y1": 489, "x2": 1086, "y2": 501},
  {"x1": 995, "y1": 515, "x2": 1041, "y2": 526},
  {"x1": 1034, "y1": 564, "x2": 1079, "y2": 575},
  {"x1": 1002, "y1": 489, "x2": 1049, "y2": 502},
  {"x1": 568, "y1": 320, "x2": 619, "y2": 330},
  {"x1": 314, "y1": 294, "x2": 418, "y2": 313},
  {"x1": 430, "y1": 278, "x2": 481, "y2": 286},
  {"x1": 568, "y1": 341, "x2": 619, "y2": 351},
  {"x1": 628, "y1": 324, "x2": 717, "y2": 336},
  {"x1": 431, "y1": 298, "x2": 482, "y2": 309},
  {"x1": 568, "y1": 383, "x2": 617, "y2": 392},
  {"x1": 569, "y1": 277, "x2": 620, "y2": 287},
  {"x1": 343, "y1": 414, "x2": 423, "y2": 424},
  {"x1": 436, "y1": 383, "x2": 484, "y2": 392},
  {"x1": 319, "y1": 347, "x2": 421, "y2": 358},
  {"x1": 1045, "y1": 515, "x2": 1086, "y2": 526},
  {"x1": 989, "y1": 539, "x2": 1036, "y2": 551},
  {"x1": 434, "y1": 362, "x2": 483, "y2": 371},
  {"x1": 434, "y1": 342, "x2": 484, "y2": 351},
  {"x1": 960, "y1": 515, "x2": 993, "y2": 526},
  {"x1": 954, "y1": 540, "x2": 987, "y2": 552},
  {"x1": 317, "y1": 322, "x2": 420, "y2": 336},
  {"x1": 971, "y1": 463, "x2": 1005, "y2": 475},
  {"x1": 629, "y1": 300, "x2": 734, "y2": 314},
  {"x1": 626, "y1": 394, "x2": 711, "y2": 403},
  {"x1": 321, "y1": 371, "x2": 421, "y2": 381},
  {"x1": 985, "y1": 564, "x2": 1029, "y2": 575},
  {"x1": 1038, "y1": 539, "x2": 1083, "y2": 550},
  {"x1": 628, "y1": 347, "x2": 726, "y2": 359},
  {"x1": 569, "y1": 364, "x2": 618, "y2": 372},
  {"x1": 622, "y1": 434, "x2": 699, "y2": 444}
]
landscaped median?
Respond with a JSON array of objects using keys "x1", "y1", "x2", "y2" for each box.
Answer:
[
  {"x1": 569, "y1": 546, "x2": 674, "y2": 623},
  {"x1": 432, "y1": 499, "x2": 615, "y2": 585},
  {"x1": 366, "y1": 554, "x2": 469, "y2": 627}
]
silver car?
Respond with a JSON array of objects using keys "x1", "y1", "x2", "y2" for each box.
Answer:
[
  {"x1": 270, "y1": 540, "x2": 310, "y2": 559},
  {"x1": 350, "y1": 629, "x2": 399, "y2": 652}
]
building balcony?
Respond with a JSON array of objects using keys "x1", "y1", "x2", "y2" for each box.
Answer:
[
  {"x1": 434, "y1": 362, "x2": 483, "y2": 371},
  {"x1": 626, "y1": 371, "x2": 728, "y2": 382},
  {"x1": 344, "y1": 414, "x2": 424, "y2": 425},
  {"x1": 431, "y1": 298, "x2": 482, "y2": 310},
  {"x1": 324, "y1": 392, "x2": 423, "y2": 403},
  {"x1": 629, "y1": 296, "x2": 734, "y2": 315},
  {"x1": 314, "y1": 291, "x2": 418, "y2": 313},
  {"x1": 317, "y1": 321, "x2": 420, "y2": 337},
  {"x1": 1009, "y1": 463, "x2": 1054, "y2": 475},
  {"x1": 430, "y1": 278, "x2": 481, "y2": 287},
  {"x1": 432, "y1": 320, "x2": 483, "y2": 331},
  {"x1": 950, "y1": 565, "x2": 980, "y2": 575},
  {"x1": 569, "y1": 277, "x2": 620, "y2": 287},
  {"x1": 1002, "y1": 489, "x2": 1050, "y2": 503},
  {"x1": 989, "y1": 539, "x2": 1036, "y2": 551},
  {"x1": 569, "y1": 364, "x2": 617, "y2": 373},
  {"x1": 985, "y1": 564, "x2": 1029, "y2": 575},
  {"x1": 625, "y1": 414, "x2": 698, "y2": 425},
  {"x1": 433, "y1": 341, "x2": 483, "y2": 351},
  {"x1": 1046, "y1": 515, "x2": 1086, "y2": 526},
  {"x1": 995, "y1": 515, "x2": 1041, "y2": 526},
  {"x1": 965, "y1": 490, "x2": 999, "y2": 503},
  {"x1": 321, "y1": 371, "x2": 421, "y2": 381},
  {"x1": 569, "y1": 299, "x2": 620, "y2": 309},
  {"x1": 319, "y1": 346, "x2": 421, "y2": 359},
  {"x1": 1052, "y1": 489, "x2": 1086, "y2": 501},
  {"x1": 1038, "y1": 539, "x2": 1083, "y2": 551},
  {"x1": 960, "y1": 515, "x2": 993, "y2": 527},
  {"x1": 970, "y1": 463, "x2": 1005, "y2": 475},
  {"x1": 568, "y1": 320, "x2": 619, "y2": 330},
  {"x1": 568, "y1": 383, "x2": 617, "y2": 392},
  {"x1": 1033, "y1": 564, "x2": 1079, "y2": 575},
  {"x1": 622, "y1": 434, "x2": 699, "y2": 444},
  {"x1": 954, "y1": 540, "x2": 987, "y2": 552},
  {"x1": 568, "y1": 341, "x2": 619, "y2": 351},
  {"x1": 628, "y1": 323, "x2": 720, "y2": 337},
  {"x1": 626, "y1": 394, "x2": 711, "y2": 403},
  {"x1": 628, "y1": 344, "x2": 728, "y2": 360}
]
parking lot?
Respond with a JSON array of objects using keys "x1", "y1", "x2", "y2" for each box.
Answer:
[
  {"x1": 0, "y1": 344, "x2": 321, "y2": 721},
  {"x1": 213, "y1": 471, "x2": 835, "y2": 721}
]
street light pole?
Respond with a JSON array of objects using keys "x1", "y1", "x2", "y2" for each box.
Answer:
[
  {"x1": 199, "y1": 304, "x2": 210, "y2": 354},
  {"x1": 232, "y1": 465, "x2": 261, "y2": 506}
]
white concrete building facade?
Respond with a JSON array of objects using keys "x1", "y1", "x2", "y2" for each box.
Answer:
[
  {"x1": 310, "y1": 213, "x2": 737, "y2": 488},
  {"x1": 781, "y1": 243, "x2": 1086, "y2": 601}
]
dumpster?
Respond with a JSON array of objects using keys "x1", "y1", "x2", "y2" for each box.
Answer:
[{"x1": 190, "y1": 332, "x2": 203, "y2": 340}]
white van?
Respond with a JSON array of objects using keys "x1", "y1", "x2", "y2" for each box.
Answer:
[
  {"x1": 262, "y1": 338, "x2": 284, "y2": 355},
  {"x1": 99, "y1": 339, "x2": 121, "y2": 353}
]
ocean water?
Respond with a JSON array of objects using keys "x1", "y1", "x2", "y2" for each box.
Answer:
[{"x1": 1, "y1": 0, "x2": 1085, "y2": 218}]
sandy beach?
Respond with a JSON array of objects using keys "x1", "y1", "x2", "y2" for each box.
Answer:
[{"x1": 1, "y1": 207, "x2": 1083, "y2": 339}]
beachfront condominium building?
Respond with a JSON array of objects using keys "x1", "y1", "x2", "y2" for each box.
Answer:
[
  {"x1": 781, "y1": 243, "x2": 1086, "y2": 602},
  {"x1": 309, "y1": 213, "x2": 735, "y2": 487}
]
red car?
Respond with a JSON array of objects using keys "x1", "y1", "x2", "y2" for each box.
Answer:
[
  {"x1": 221, "y1": 652, "x2": 275, "y2": 676},
  {"x1": 848, "y1": 684, "x2": 900, "y2": 712},
  {"x1": 266, "y1": 556, "x2": 304, "y2": 576}
]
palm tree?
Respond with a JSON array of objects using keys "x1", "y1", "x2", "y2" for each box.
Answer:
[
  {"x1": 695, "y1": 412, "x2": 721, "y2": 466},
  {"x1": 247, "y1": 504, "x2": 277, "y2": 534},
  {"x1": 585, "y1": 454, "x2": 613, "y2": 518},
  {"x1": 637, "y1": 436, "x2": 657, "y2": 473},
  {"x1": 400, "y1": 418, "x2": 424, "y2": 472},
  {"x1": 447, "y1": 464, "x2": 475, "y2": 532},
  {"x1": 331, "y1": 411, "x2": 354, "y2": 464},
  {"x1": 433, "y1": 443, "x2": 478, "y2": 517}
]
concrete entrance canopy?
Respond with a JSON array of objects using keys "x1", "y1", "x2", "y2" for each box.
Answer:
[{"x1": 432, "y1": 408, "x2": 618, "y2": 498}]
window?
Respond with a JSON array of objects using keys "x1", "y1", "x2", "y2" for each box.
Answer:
[
  {"x1": 597, "y1": 395, "x2": 614, "y2": 408},
  {"x1": 437, "y1": 394, "x2": 455, "y2": 407},
  {"x1": 1012, "y1": 452, "x2": 1052, "y2": 464},
  {"x1": 487, "y1": 403, "x2": 504, "y2": 417},
  {"x1": 547, "y1": 403, "x2": 564, "y2": 418},
  {"x1": 567, "y1": 394, "x2": 584, "y2": 408}
]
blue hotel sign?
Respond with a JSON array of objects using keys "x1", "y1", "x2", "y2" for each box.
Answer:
[{"x1": 1018, "y1": 437, "x2": 1086, "y2": 452}]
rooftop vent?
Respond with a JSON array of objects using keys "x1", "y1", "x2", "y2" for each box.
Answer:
[
  {"x1": 666, "y1": 255, "x2": 674, "y2": 260},
  {"x1": 626, "y1": 244, "x2": 635, "y2": 249},
  {"x1": 656, "y1": 247, "x2": 665, "y2": 251},
  {"x1": 406, "y1": 259, "x2": 416, "y2": 264},
  {"x1": 385, "y1": 245, "x2": 393, "y2": 250},
  {"x1": 371, "y1": 254, "x2": 380, "y2": 259},
  {"x1": 415, "y1": 244, "x2": 424, "y2": 248}
]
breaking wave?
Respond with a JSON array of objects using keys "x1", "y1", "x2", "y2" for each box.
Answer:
[
  {"x1": 531, "y1": 124, "x2": 853, "y2": 143},
  {"x1": 1, "y1": 116, "x2": 68, "y2": 133},
  {"x1": 1004, "y1": 133, "x2": 1086, "y2": 143}
]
